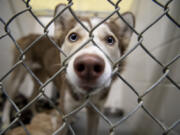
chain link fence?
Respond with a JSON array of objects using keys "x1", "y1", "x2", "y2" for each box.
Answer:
[{"x1": 0, "y1": 0, "x2": 180, "y2": 135}]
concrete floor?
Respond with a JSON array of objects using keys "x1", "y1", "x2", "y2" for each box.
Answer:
[{"x1": 68, "y1": 111, "x2": 132, "y2": 135}]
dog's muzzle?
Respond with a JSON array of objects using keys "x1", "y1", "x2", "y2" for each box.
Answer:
[
  {"x1": 73, "y1": 54, "x2": 105, "y2": 92},
  {"x1": 65, "y1": 45, "x2": 112, "y2": 94}
]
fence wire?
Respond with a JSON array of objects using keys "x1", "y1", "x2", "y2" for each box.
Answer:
[{"x1": 0, "y1": 0, "x2": 180, "y2": 135}]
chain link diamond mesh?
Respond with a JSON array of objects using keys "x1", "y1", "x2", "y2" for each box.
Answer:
[{"x1": 0, "y1": 0, "x2": 179, "y2": 135}]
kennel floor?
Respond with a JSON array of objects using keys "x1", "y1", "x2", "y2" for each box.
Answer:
[{"x1": 69, "y1": 111, "x2": 132, "y2": 135}]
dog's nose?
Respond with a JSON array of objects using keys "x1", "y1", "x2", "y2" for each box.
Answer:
[{"x1": 74, "y1": 54, "x2": 105, "y2": 82}]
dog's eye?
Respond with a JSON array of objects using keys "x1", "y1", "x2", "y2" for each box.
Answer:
[
  {"x1": 105, "y1": 36, "x2": 115, "y2": 45},
  {"x1": 68, "y1": 33, "x2": 78, "y2": 42}
]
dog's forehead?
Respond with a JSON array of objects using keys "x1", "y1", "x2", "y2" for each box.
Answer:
[
  {"x1": 90, "y1": 18, "x2": 102, "y2": 27},
  {"x1": 76, "y1": 17, "x2": 111, "y2": 33},
  {"x1": 91, "y1": 18, "x2": 111, "y2": 32}
]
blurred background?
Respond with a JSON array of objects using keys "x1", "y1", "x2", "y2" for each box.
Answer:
[{"x1": 0, "y1": 0, "x2": 180, "y2": 134}]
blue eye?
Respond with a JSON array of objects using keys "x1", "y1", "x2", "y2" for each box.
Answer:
[
  {"x1": 106, "y1": 36, "x2": 115, "y2": 45},
  {"x1": 69, "y1": 33, "x2": 78, "y2": 42}
]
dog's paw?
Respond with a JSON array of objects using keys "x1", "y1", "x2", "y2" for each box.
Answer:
[{"x1": 104, "y1": 107, "x2": 124, "y2": 117}]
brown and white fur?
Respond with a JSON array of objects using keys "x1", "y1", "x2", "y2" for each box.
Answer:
[
  {"x1": 6, "y1": 110, "x2": 62, "y2": 135},
  {"x1": 3, "y1": 4, "x2": 135, "y2": 135}
]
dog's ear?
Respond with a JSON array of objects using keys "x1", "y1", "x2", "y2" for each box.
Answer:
[
  {"x1": 108, "y1": 12, "x2": 135, "y2": 56},
  {"x1": 117, "y1": 12, "x2": 135, "y2": 37},
  {"x1": 112, "y1": 12, "x2": 135, "y2": 45},
  {"x1": 54, "y1": 4, "x2": 74, "y2": 34}
]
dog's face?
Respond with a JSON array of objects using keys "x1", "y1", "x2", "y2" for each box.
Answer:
[{"x1": 54, "y1": 4, "x2": 134, "y2": 96}]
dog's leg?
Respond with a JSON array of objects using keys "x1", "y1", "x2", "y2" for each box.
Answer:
[
  {"x1": 30, "y1": 80, "x2": 40, "y2": 115},
  {"x1": 2, "y1": 101, "x2": 11, "y2": 128},
  {"x1": 29, "y1": 69, "x2": 47, "y2": 115},
  {"x1": 87, "y1": 106, "x2": 100, "y2": 135},
  {"x1": 53, "y1": 76, "x2": 69, "y2": 135},
  {"x1": 2, "y1": 66, "x2": 26, "y2": 128}
]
